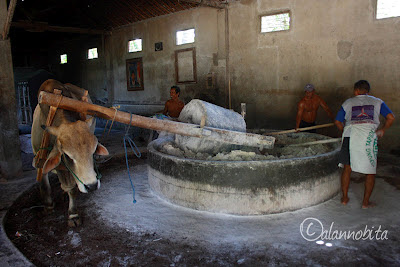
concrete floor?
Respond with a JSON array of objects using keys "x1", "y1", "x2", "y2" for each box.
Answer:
[{"x1": 1, "y1": 132, "x2": 400, "y2": 266}]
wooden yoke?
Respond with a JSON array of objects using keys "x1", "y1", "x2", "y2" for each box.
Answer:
[
  {"x1": 80, "y1": 90, "x2": 89, "y2": 120},
  {"x1": 35, "y1": 89, "x2": 63, "y2": 182},
  {"x1": 38, "y1": 91, "x2": 276, "y2": 149}
]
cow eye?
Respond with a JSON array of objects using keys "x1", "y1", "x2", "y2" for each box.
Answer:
[{"x1": 63, "y1": 153, "x2": 76, "y2": 164}]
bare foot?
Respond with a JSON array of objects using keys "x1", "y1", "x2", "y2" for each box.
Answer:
[
  {"x1": 362, "y1": 202, "x2": 376, "y2": 209},
  {"x1": 341, "y1": 196, "x2": 349, "y2": 205}
]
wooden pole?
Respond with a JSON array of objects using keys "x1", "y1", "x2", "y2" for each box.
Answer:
[
  {"x1": 267, "y1": 123, "x2": 335, "y2": 135},
  {"x1": 11, "y1": 21, "x2": 111, "y2": 35},
  {"x1": 286, "y1": 138, "x2": 341, "y2": 147},
  {"x1": 38, "y1": 91, "x2": 275, "y2": 149},
  {"x1": 2, "y1": 0, "x2": 17, "y2": 40}
]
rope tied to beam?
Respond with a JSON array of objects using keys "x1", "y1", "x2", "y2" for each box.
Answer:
[{"x1": 123, "y1": 112, "x2": 141, "y2": 204}]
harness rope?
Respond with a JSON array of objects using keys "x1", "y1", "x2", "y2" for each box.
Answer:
[
  {"x1": 102, "y1": 106, "x2": 119, "y2": 138},
  {"x1": 123, "y1": 112, "x2": 141, "y2": 204},
  {"x1": 61, "y1": 153, "x2": 102, "y2": 186},
  {"x1": 35, "y1": 144, "x2": 102, "y2": 186}
]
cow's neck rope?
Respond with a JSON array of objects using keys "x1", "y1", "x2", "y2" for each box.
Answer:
[{"x1": 61, "y1": 154, "x2": 102, "y2": 186}]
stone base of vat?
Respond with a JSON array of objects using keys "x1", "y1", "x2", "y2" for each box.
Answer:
[
  {"x1": 148, "y1": 167, "x2": 340, "y2": 215},
  {"x1": 148, "y1": 138, "x2": 341, "y2": 215}
]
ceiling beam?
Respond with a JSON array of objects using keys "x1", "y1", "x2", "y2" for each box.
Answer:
[
  {"x1": 178, "y1": 0, "x2": 227, "y2": 9},
  {"x1": 11, "y1": 21, "x2": 111, "y2": 35}
]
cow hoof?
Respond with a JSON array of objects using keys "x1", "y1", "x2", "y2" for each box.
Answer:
[{"x1": 68, "y1": 214, "x2": 81, "y2": 227}]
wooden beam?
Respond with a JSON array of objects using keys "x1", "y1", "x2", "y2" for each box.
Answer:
[
  {"x1": 38, "y1": 91, "x2": 275, "y2": 149},
  {"x1": 11, "y1": 21, "x2": 111, "y2": 35},
  {"x1": 2, "y1": 0, "x2": 17, "y2": 40},
  {"x1": 179, "y1": 0, "x2": 226, "y2": 9}
]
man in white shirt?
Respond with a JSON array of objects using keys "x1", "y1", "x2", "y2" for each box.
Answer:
[{"x1": 334, "y1": 80, "x2": 395, "y2": 209}]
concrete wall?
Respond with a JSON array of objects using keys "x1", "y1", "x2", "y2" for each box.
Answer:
[
  {"x1": 105, "y1": 7, "x2": 226, "y2": 114},
  {"x1": 0, "y1": 0, "x2": 22, "y2": 179},
  {"x1": 228, "y1": 0, "x2": 400, "y2": 151}
]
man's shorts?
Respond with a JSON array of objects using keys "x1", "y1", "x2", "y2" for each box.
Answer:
[
  {"x1": 338, "y1": 137, "x2": 350, "y2": 165},
  {"x1": 299, "y1": 120, "x2": 316, "y2": 133}
]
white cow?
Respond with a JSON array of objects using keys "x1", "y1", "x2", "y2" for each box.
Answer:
[{"x1": 31, "y1": 79, "x2": 108, "y2": 227}]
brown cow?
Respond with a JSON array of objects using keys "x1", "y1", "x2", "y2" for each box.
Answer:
[{"x1": 31, "y1": 79, "x2": 108, "y2": 227}]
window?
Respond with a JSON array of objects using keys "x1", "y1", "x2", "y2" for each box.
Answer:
[
  {"x1": 261, "y1": 12, "x2": 290, "y2": 33},
  {"x1": 128, "y1": 39, "x2": 142, "y2": 53},
  {"x1": 176, "y1": 28, "x2": 195, "y2": 45},
  {"x1": 60, "y1": 54, "x2": 67, "y2": 64},
  {"x1": 376, "y1": 0, "x2": 400, "y2": 19},
  {"x1": 88, "y1": 48, "x2": 98, "y2": 59}
]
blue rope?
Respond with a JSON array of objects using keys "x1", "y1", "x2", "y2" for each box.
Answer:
[{"x1": 123, "y1": 112, "x2": 141, "y2": 204}]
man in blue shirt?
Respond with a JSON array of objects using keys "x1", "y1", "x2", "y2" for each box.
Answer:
[{"x1": 334, "y1": 80, "x2": 395, "y2": 209}]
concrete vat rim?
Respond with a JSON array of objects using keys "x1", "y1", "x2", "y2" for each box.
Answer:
[{"x1": 147, "y1": 135, "x2": 341, "y2": 215}]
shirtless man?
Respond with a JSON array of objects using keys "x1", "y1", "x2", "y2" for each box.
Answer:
[
  {"x1": 296, "y1": 84, "x2": 334, "y2": 132},
  {"x1": 163, "y1": 86, "x2": 184, "y2": 118}
]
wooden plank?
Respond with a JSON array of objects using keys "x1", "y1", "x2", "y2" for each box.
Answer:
[{"x1": 38, "y1": 91, "x2": 275, "y2": 149}]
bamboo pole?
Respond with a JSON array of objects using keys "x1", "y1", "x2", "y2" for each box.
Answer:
[
  {"x1": 38, "y1": 91, "x2": 275, "y2": 149},
  {"x1": 286, "y1": 138, "x2": 341, "y2": 147},
  {"x1": 267, "y1": 123, "x2": 335, "y2": 135}
]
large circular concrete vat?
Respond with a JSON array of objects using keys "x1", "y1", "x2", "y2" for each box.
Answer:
[{"x1": 148, "y1": 134, "x2": 341, "y2": 215}]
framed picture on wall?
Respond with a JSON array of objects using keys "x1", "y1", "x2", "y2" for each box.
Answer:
[
  {"x1": 126, "y1": 57, "x2": 144, "y2": 91},
  {"x1": 175, "y1": 47, "x2": 197, "y2": 84}
]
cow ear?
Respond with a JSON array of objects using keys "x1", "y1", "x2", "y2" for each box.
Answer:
[
  {"x1": 45, "y1": 125, "x2": 60, "y2": 137},
  {"x1": 43, "y1": 151, "x2": 62, "y2": 174},
  {"x1": 95, "y1": 143, "x2": 109, "y2": 156}
]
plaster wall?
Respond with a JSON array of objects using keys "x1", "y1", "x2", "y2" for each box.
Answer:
[
  {"x1": 106, "y1": 7, "x2": 224, "y2": 114},
  {"x1": 228, "y1": 0, "x2": 400, "y2": 150},
  {"x1": 50, "y1": 36, "x2": 108, "y2": 102}
]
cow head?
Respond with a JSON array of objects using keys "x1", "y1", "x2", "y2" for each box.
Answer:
[{"x1": 42, "y1": 118, "x2": 109, "y2": 193}]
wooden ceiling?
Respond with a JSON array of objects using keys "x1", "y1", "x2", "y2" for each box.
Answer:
[{"x1": 11, "y1": 0, "x2": 230, "y2": 34}]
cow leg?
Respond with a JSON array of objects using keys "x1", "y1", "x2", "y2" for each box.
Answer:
[
  {"x1": 40, "y1": 173, "x2": 55, "y2": 213},
  {"x1": 67, "y1": 187, "x2": 81, "y2": 227},
  {"x1": 57, "y1": 170, "x2": 82, "y2": 227}
]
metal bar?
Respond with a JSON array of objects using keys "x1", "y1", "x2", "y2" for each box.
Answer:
[{"x1": 38, "y1": 91, "x2": 275, "y2": 149}]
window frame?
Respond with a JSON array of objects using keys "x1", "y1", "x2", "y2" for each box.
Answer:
[
  {"x1": 60, "y1": 54, "x2": 68, "y2": 64},
  {"x1": 87, "y1": 47, "x2": 98, "y2": 60},
  {"x1": 128, "y1": 38, "x2": 143, "y2": 53},
  {"x1": 176, "y1": 28, "x2": 196, "y2": 46},
  {"x1": 375, "y1": 0, "x2": 400, "y2": 20},
  {"x1": 260, "y1": 10, "x2": 291, "y2": 34}
]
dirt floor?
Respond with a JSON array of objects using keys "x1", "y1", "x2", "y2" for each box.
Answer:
[
  {"x1": 4, "y1": 151, "x2": 400, "y2": 266},
  {"x1": 5, "y1": 157, "x2": 237, "y2": 267}
]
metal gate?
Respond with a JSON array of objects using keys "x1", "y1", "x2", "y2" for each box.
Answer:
[{"x1": 17, "y1": 81, "x2": 33, "y2": 125}]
